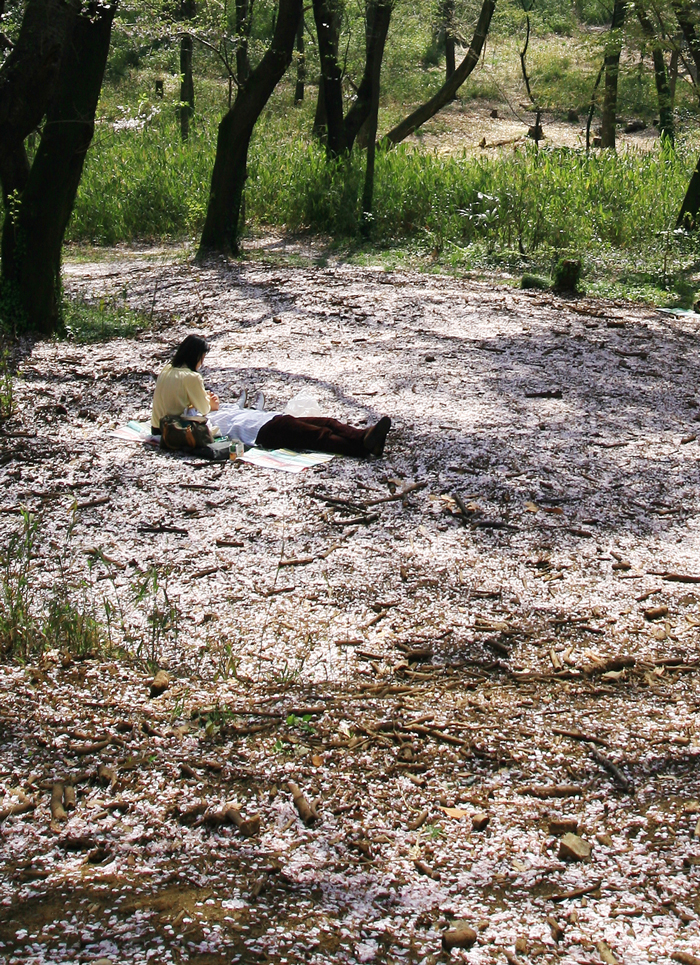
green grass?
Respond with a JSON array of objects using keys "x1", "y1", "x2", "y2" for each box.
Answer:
[
  {"x1": 66, "y1": 102, "x2": 700, "y2": 305},
  {"x1": 62, "y1": 291, "x2": 152, "y2": 342}
]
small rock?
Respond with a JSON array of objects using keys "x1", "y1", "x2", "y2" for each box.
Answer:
[
  {"x1": 548, "y1": 816, "x2": 578, "y2": 836},
  {"x1": 596, "y1": 832, "x2": 614, "y2": 847},
  {"x1": 272, "y1": 315, "x2": 282, "y2": 323},
  {"x1": 150, "y1": 669, "x2": 170, "y2": 697},
  {"x1": 425, "y1": 355, "x2": 436, "y2": 363},
  {"x1": 442, "y1": 922, "x2": 477, "y2": 950},
  {"x1": 558, "y1": 832, "x2": 592, "y2": 862},
  {"x1": 644, "y1": 605, "x2": 668, "y2": 621},
  {"x1": 515, "y1": 937, "x2": 528, "y2": 954},
  {"x1": 472, "y1": 812, "x2": 489, "y2": 831}
]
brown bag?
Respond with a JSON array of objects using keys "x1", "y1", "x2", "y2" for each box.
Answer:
[{"x1": 160, "y1": 415, "x2": 214, "y2": 450}]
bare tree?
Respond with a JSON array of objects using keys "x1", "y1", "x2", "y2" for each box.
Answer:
[
  {"x1": 312, "y1": 0, "x2": 393, "y2": 157},
  {"x1": 359, "y1": 0, "x2": 392, "y2": 232},
  {"x1": 601, "y1": 0, "x2": 627, "y2": 149},
  {"x1": 179, "y1": 0, "x2": 196, "y2": 140},
  {"x1": 382, "y1": 0, "x2": 495, "y2": 147},
  {"x1": 198, "y1": 0, "x2": 302, "y2": 256},
  {"x1": 634, "y1": 0, "x2": 674, "y2": 143},
  {"x1": 294, "y1": 11, "x2": 305, "y2": 103}
]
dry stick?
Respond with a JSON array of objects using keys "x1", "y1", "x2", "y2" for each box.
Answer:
[
  {"x1": 552, "y1": 726, "x2": 608, "y2": 747},
  {"x1": 364, "y1": 481, "x2": 427, "y2": 506},
  {"x1": 0, "y1": 801, "x2": 35, "y2": 821},
  {"x1": 279, "y1": 532, "x2": 353, "y2": 567},
  {"x1": 672, "y1": 953, "x2": 700, "y2": 965},
  {"x1": 548, "y1": 879, "x2": 603, "y2": 902},
  {"x1": 589, "y1": 744, "x2": 633, "y2": 792},
  {"x1": 51, "y1": 783, "x2": 67, "y2": 822},
  {"x1": 288, "y1": 782, "x2": 318, "y2": 826},
  {"x1": 586, "y1": 60, "x2": 605, "y2": 153}
]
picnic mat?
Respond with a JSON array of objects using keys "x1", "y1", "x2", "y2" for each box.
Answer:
[
  {"x1": 238, "y1": 447, "x2": 335, "y2": 473},
  {"x1": 109, "y1": 422, "x2": 335, "y2": 473}
]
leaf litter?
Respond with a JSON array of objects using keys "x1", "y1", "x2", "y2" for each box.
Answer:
[{"x1": 0, "y1": 243, "x2": 699, "y2": 964}]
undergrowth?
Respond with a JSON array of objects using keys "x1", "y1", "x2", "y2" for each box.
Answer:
[
  {"x1": 0, "y1": 510, "x2": 179, "y2": 668},
  {"x1": 64, "y1": 104, "x2": 700, "y2": 302},
  {"x1": 62, "y1": 292, "x2": 151, "y2": 342}
]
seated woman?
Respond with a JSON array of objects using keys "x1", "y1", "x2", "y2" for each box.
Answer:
[{"x1": 151, "y1": 335, "x2": 392, "y2": 457}]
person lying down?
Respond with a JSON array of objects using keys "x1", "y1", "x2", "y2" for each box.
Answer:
[{"x1": 151, "y1": 335, "x2": 392, "y2": 458}]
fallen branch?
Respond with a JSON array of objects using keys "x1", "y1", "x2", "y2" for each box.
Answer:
[
  {"x1": 0, "y1": 801, "x2": 35, "y2": 822},
  {"x1": 518, "y1": 785, "x2": 583, "y2": 799},
  {"x1": 547, "y1": 879, "x2": 603, "y2": 902},
  {"x1": 364, "y1": 481, "x2": 427, "y2": 506},
  {"x1": 589, "y1": 745, "x2": 633, "y2": 792},
  {"x1": 552, "y1": 726, "x2": 608, "y2": 747},
  {"x1": 288, "y1": 782, "x2": 318, "y2": 826}
]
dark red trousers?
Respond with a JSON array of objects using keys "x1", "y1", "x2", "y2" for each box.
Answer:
[{"x1": 255, "y1": 414, "x2": 367, "y2": 457}]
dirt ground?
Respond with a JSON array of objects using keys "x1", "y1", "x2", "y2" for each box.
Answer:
[{"x1": 1, "y1": 244, "x2": 699, "y2": 964}]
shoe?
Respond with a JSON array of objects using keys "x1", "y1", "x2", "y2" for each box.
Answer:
[
  {"x1": 363, "y1": 416, "x2": 392, "y2": 457},
  {"x1": 236, "y1": 388, "x2": 248, "y2": 409},
  {"x1": 252, "y1": 391, "x2": 266, "y2": 411}
]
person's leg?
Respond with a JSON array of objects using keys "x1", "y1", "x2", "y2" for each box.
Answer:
[{"x1": 256, "y1": 414, "x2": 385, "y2": 457}]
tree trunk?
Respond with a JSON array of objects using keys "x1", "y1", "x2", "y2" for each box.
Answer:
[
  {"x1": 672, "y1": 0, "x2": 700, "y2": 97},
  {"x1": 601, "y1": 0, "x2": 626, "y2": 149},
  {"x1": 236, "y1": 0, "x2": 252, "y2": 87},
  {"x1": 442, "y1": 0, "x2": 456, "y2": 80},
  {"x1": 635, "y1": 1, "x2": 674, "y2": 143},
  {"x1": 360, "y1": 0, "x2": 391, "y2": 235},
  {"x1": 198, "y1": 0, "x2": 302, "y2": 256},
  {"x1": 313, "y1": 75, "x2": 327, "y2": 141},
  {"x1": 669, "y1": 44, "x2": 680, "y2": 105},
  {"x1": 677, "y1": 155, "x2": 700, "y2": 229},
  {"x1": 383, "y1": 0, "x2": 494, "y2": 146},
  {"x1": 2, "y1": 2, "x2": 116, "y2": 334},
  {"x1": 0, "y1": 0, "x2": 78, "y2": 205},
  {"x1": 312, "y1": 0, "x2": 344, "y2": 156},
  {"x1": 294, "y1": 13, "x2": 305, "y2": 103},
  {"x1": 179, "y1": 0, "x2": 196, "y2": 141},
  {"x1": 343, "y1": 0, "x2": 393, "y2": 154}
]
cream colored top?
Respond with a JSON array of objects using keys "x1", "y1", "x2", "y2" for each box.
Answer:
[{"x1": 151, "y1": 363, "x2": 211, "y2": 430}]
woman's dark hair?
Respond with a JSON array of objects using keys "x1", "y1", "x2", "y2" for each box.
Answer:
[{"x1": 172, "y1": 335, "x2": 210, "y2": 371}]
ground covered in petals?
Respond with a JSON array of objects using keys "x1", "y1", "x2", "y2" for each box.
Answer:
[{"x1": 1, "y1": 244, "x2": 699, "y2": 964}]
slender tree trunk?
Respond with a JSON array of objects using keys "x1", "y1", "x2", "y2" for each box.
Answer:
[
  {"x1": 236, "y1": 0, "x2": 252, "y2": 87},
  {"x1": 668, "y1": 45, "x2": 679, "y2": 107},
  {"x1": 179, "y1": 0, "x2": 196, "y2": 141},
  {"x1": 360, "y1": 0, "x2": 391, "y2": 234},
  {"x1": 343, "y1": 0, "x2": 393, "y2": 153},
  {"x1": 601, "y1": 0, "x2": 626, "y2": 149},
  {"x1": 294, "y1": 13, "x2": 305, "y2": 103},
  {"x1": 677, "y1": 155, "x2": 700, "y2": 229},
  {"x1": 635, "y1": 0, "x2": 674, "y2": 143},
  {"x1": 442, "y1": 0, "x2": 456, "y2": 80},
  {"x1": 672, "y1": 0, "x2": 700, "y2": 98},
  {"x1": 198, "y1": 0, "x2": 302, "y2": 256},
  {"x1": 313, "y1": 75, "x2": 327, "y2": 140},
  {"x1": 383, "y1": 0, "x2": 495, "y2": 146},
  {"x1": 3, "y1": 3, "x2": 116, "y2": 334},
  {"x1": 312, "y1": 0, "x2": 344, "y2": 156}
]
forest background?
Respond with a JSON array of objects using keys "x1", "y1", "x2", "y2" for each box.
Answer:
[{"x1": 2, "y1": 0, "x2": 700, "y2": 339}]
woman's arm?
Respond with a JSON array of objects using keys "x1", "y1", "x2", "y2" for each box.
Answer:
[{"x1": 186, "y1": 371, "x2": 212, "y2": 415}]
